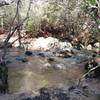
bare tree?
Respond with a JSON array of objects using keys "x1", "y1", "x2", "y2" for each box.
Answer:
[{"x1": 2, "y1": 0, "x2": 32, "y2": 60}]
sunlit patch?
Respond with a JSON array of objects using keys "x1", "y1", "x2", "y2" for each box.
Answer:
[{"x1": 98, "y1": 25, "x2": 100, "y2": 29}]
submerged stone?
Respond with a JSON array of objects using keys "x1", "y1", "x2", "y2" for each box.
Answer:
[
  {"x1": 16, "y1": 57, "x2": 28, "y2": 63},
  {"x1": 38, "y1": 52, "x2": 45, "y2": 57},
  {"x1": 25, "y1": 51, "x2": 33, "y2": 56},
  {"x1": 47, "y1": 57, "x2": 55, "y2": 62},
  {"x1": 53, "y1": 64, "x2": 66, "y2": 70}
]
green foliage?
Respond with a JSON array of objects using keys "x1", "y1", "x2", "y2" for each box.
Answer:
[
  {"x1": 24, "y1": 19, "x2": 39, "y2": 37},
  {"x1": 25, "y1": 20, "x2": 33, "y2": 32},
  {"x1": 44, "y1": 3, "x2": 63, "y2": 24},
  {"x1": 87, "y1": 0, "x2": 96, "y2": 5}
]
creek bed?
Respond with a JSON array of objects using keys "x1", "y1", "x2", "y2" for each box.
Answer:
[{"x1": 0, "y1": 47, "x2": 100, "y2": 100}]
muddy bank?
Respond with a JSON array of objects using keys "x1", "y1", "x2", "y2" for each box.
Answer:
[{"x1": 0, "y1": 84, "x2": 100, "y2": 100}]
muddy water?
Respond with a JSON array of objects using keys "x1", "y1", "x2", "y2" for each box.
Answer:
[
  {"x1": 6, "y1": 48, "x2": 86, "y2": 93},
  {"x1": 2, "y1": 47, "x2": 99, "y2": 100},
  {"x1": 8, "y1": 62, "x2": 83, "y2": 93}
]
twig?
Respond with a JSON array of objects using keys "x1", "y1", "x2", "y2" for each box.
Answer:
[{"x1": 78, "y1": 64, "x2": 100, "y2": 86}]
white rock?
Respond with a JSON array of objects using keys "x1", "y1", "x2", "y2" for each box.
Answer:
[
  {"x1": 32, "y1": 37, "x2": 48, "y2": 50},
  {"x1": 86, "y1": 44, "x2": 92, "y2": 50},
  {"x1": 46, "y1": 37, "x2": 59, "y2": 49},
  {"x1": 59, "y1": 42, "x2": 72, "y2": 52},
  {"x1": 44, "y1": 63, "x2": 51, "y2": 68},
  {"x1": 94, "y1": 42, "x2": 100, "y2": 48},
  {"x1": 11, "y1": 36, "x2": 73, "y2": 52},
  {"x1": 32, "y1": 37, "x2": 59, "y2": 50},
  {"x1": 54, "y1": 64, "x2": 66, "y2": 70},
  {"x1": 32, "y1": 37, "x2": 73, "y2": 51}
]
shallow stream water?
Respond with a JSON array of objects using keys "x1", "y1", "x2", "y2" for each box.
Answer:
[
  {"x1": 0, "y1": 47, "x2": 98, "y2": 100},
  {"x1": 6, "y1": 48, "x2": 85, "y2": 93}
]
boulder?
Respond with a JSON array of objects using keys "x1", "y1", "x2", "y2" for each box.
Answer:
[
  {"x1": 32, "y1": 37, "x2": 59, "y2": 51},
  {"x1": 25, "y1": 51, "x2": 33, "y2": 56},
  {"x1": 30, "y1": 37, "x2": 72, "y2": 52}
]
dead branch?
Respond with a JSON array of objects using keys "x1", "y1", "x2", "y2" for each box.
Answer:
[
  {"x1": 2, "y1": 0, "x2": 32, "y2": 60},
  {"x1": 77, "y1": 64, "x2": 100, "y2": 86}
]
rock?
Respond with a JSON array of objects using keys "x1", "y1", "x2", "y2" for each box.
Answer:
[
  {"x1": 29, "y1": 37, "x2": 73, "y2": 52},
  {"x1": 64, "y1": 55, "x2": 72, "y2": 58},
  {"x1": 34, "y1": 88, "x2": 70, "y2": 100},
  {"x1": 38, "y1": 52, "x2": 45, "y2": 57},
  {"x1": 16, "y1": 57, "x2": 28, "y2": 63},
  {"x1": 21, "y1": 97, "x2": 33, "y2": 100},
  {"x1": 53, "y1": 64, "x2": 66, "y2": 70},
  {"x1": 0, "y1": 35, "x2": 54, "y2": 50},
  {"x1": 21, "y1": 58, "x2": 28, "y2": 63},
  {"x1": 86, "y1": 44, "x2": 92, "y2": 50},
  {"x1": 59, "y1": 42, "x2": 72, "y2": 52},
  {"x1": 14, "y1": 92, "x2": 34, "y2": 100},
  {"x1": 55, "y1": 53, "x2": 63, "y2": 57},
  {"x1": 47, "y1": 57, "x2": 55, "y2": 62},
  {"x1": 6, "y1": 60, "x2": 12, "y2": 64},
  {"x1": 98, "y1": 25, "x2": 100, "y2": 29},
  {"x1": 32, "y1": 37, "x2": 59, "y2": 50},
  {"x1": 44, "y1": 63, "x2": 51, "y2": 68},
  {"x1": 37, "y1": 51, "x2": 54, "y2": 57},
  {"x1": 94, "y1": 42, "x2": 100, "y2": 48},
  {"x1": 93, "y1": 42, "x2": 100, "y2": 53},
  {"x1": 68, "y1": 86, "x2": 76, "y2": 91},
  {"x1": 59, "y1": 51, "x2": 72, "y2": 58},
  {"x1": 47, "y1": 37, "x2": 59, "y2": 49},
  {"x1": 25, "y1": 51, "x2": 33, "y2": 56}
]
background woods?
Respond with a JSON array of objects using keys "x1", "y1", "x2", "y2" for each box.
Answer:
[{"x1": 0, "y1": 0, "x2": 99, "y2": 43}]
